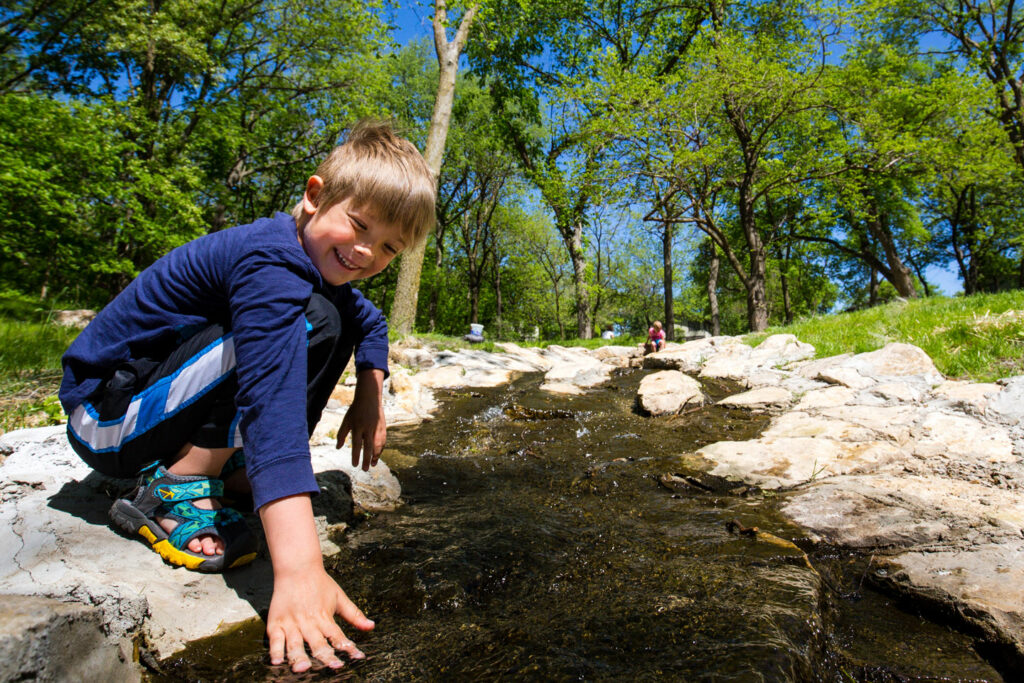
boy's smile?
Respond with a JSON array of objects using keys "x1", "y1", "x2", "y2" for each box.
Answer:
[{"x1": 297, "y1": 177, "x2": 406, "y2": 286}]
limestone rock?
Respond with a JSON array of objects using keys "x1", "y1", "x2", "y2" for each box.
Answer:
[
  {"x1": 539, "y1": 345, "x2": 615, "y2": 392},
  {"x1": 817, "y1": 405, "x2": 922, "y2": 446},
  {"x1": 761, "y1": 412, "x2": 878, "y2": 443},
  {"x1": 390, "y1": 347, "x2": 435, "y2": 369},
  {"x1": 866, "y1": 381, "x2": 921, "y2": 404},
  {"x1": 930, "y1": 380, "x2": 1001, "y2": 415},
  {"x1": 643, "y1": 336, "x2": 742, "y2": 373},
  {"x1": 52, "y1": 309, "x2": 96, "y2": 329},
  {"x1": 591, "y1": 345, "x2": 640, "y2": 362},
  {"x1": 696, "y1": 436, "x2": 905, "y2": 489},
  {"x1": 717, "y1": 386, "x2": 793, "y2": 410},
  {"x1": 782, "y1": 476, "x2": 952, "y2": 548},
  {"x1": 844, "y1": 343, "x2": 945, "y2": 385},
  {"x1": 748, "y1": 333, "x2": 815, "y2": 365},
  {"x1": 794, "y1": 386, "x2": 855, "y2": 411},
  {"x1": 988, "y1": 375, "x2": 1024, "y2": 426},
  {"x1": 785, "y1": 475, "x2": 1024, "y2": 547},
  {"x1": 491, "y1": 342, "x2": 552, "y2": 371},
  {"x1": 0, "y1": 424, "x2": 402, "y2": 662},
  {"x1": 815, "y1": 366, "x2": 875, "y2": 390},
  {"x1": 0, "y1": 594, "x2": 140, "y2": 682},
  {"x1": 911, "y1": 411, "x2": 1015, "y2": 464},
  {"x1": 698, "y1": 343, "x2": 754, "y2": 381},
  {"x1": 874, "y1": 544, "x2": 1024, "y2": 658},
  {"x1": 311, "y1": 445, "x2": 402, "y2": 512},
  {"x1": 636, "y1": 370, "x2": 704, "y2": 416}
]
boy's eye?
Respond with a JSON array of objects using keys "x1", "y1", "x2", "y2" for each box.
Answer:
[{"x1": 385, "y1": 244, "x2": 398, "y2": 255}]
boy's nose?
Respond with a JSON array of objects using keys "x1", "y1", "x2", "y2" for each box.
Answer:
[{"x1": 353, "y1": 243, "x2": 373, "y2": 263}]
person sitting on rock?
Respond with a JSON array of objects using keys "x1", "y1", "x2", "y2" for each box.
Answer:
[
  {"x1": 58, "y1": 121, "x2": 436, "y2": 674},
  {"x1": 645, "y1": 320, "x2": 666, "y2": 354}
]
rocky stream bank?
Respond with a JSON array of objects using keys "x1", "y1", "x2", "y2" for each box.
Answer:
[{"x1": 1, "y1": 334, "x2": 1022, "y2": 679}]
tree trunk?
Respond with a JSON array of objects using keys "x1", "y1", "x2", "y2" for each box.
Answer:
[
  {"x1": 494, "y1": 260, "x2": 502, "y2": 339},
  {"x1": 570, "y1": 219, "x2": 592, "y2": 338},
  {"x1": 865, "y1": 210, "x2": 917, "y2": 298},
  {"x1": 663, "y1": 223, "x2": 674, "y2": 341},
  {"x1": 707, "y1": 241, "x2": 720, "y2": 336},
  {"x1": 389, "y1": 2, "x2": 479, "y2": 336}
]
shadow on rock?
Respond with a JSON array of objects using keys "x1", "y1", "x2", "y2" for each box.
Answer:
[{"x1": 46, "y1": 471, "x2": 135, "y2": 527}]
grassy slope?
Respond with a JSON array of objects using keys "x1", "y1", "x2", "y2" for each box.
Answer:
[
  {"x1": 0, "y1": 318, "x2": 78, "y2": 433},
  {"x1": 744, "y1": 291, "x2": 1024, "y2": 382}
]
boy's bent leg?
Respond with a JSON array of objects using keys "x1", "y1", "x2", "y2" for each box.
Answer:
[{"x1": 66, "y1": 323, "x2": 241, "y2": 478}]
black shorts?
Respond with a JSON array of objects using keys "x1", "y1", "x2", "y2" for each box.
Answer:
[{"x1": 66, "y1": 293, "x2": 350, "y2": 478}]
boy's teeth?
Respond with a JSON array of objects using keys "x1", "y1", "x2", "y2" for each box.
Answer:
[{"x1": 335, "y1": 250, "x2": 355, "y2": 269}]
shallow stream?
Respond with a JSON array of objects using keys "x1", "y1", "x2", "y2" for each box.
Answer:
[{"x1": 155, "y1": 368, "x2": 1004, "y2": 681}]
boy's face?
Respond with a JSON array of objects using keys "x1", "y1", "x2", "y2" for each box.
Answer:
[{"x1": 298, "y1": 176, "x2": 406, "y2": 286}]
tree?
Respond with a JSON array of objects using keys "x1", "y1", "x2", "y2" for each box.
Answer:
[
  {"x1": 910, "y1": 0, "x2": 1024, "y2": 172},
  {"x1": 1, "y1": 0, "x2": 392, "y2": 299},
  {"x1": 474, "y1": 0, "x2": 707, "y2": 338},
  {"x1": 390, "y1": 0, "x2": 480, "y2": 336}
]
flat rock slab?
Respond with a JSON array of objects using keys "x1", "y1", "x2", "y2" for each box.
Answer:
[
  {"x1": 0, "y1": 594, "x2": 140, "y2": 682},
  {"x1": 0, "y1": 425, "x2": 399, "y2": 660},
  {"x1": 716, "y1": 386, "x2": 793, "y2": 410},
  {"x1": 930, "y1": 380, "x2": 1001, "y2": 415},
  {"x1": 782, "y1": 474, "x2": 1024, "y2": 548},
  {"x1": 875, "y1": 544, "x2": 1024, "y2": 658},
  {"x1": 636, "y1": 370, "x2": 704, "y2": 416},
  {"x1": 696, "y1": 436, "x2": 906, "y2": 489}
]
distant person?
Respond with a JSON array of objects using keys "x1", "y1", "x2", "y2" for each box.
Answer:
[
  {"x1": 601, "y1": 324, "x2": 615, "y2": 340},
  {"x1": 645, "y1": 320, "x2": 666, "y2": 354},
  {"x1": 58, "y1": 121, "x2": 436, "y2": 674}
]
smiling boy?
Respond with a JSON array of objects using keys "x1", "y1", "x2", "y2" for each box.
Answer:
[{"x1": 59, "y1": 121, "x2": 435, "y2": 672}]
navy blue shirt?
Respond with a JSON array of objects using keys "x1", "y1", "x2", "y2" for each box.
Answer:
[{"x1": 60, "y1": 212, "x2": 390, "y2": 510}]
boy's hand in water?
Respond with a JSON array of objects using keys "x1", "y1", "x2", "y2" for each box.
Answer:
[
  {"x1": 261, "y1": 494, "x2": 375, "y2": 672},
  {"x1": 265, "y1": 565, "x2": 374, "y2": 672},
  {"x1": 337, "y1": 368, "x2": 386, "y2": 471}
]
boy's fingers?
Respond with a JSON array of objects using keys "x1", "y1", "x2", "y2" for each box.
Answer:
[
  {"x1": 336, "y1": 593, "x2": 375, "y2": 632},
  {"x1": 306, "y1": 632, "x2": 343, "y2": 669},
  {"x1": 321, "y1": 621, "x2": 365, "y2": 660},
  {"x1": 268, "y1": 628, "x2": 286, "y2": 666},
  {"x1": 362, "y1": 439, "x2": 373, "y2": 471},
  {"x1": 286, "y1": 628, "x2": 312, "y2": 673},
  {"x1": 351, "y1": 433, "x2": 362, "y2": 467}
]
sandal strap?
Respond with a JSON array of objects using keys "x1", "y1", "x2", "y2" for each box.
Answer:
[
  {"x1": 142, "y1": 466, "x2": 225, "y2": 503},
  {"x1": 165, "y1": 504, "x2": 246, "y2": 550}
]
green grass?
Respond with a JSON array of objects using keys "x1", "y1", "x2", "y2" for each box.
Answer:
[
  {"x1": 0, "y1": 318, "x2": 79, "y2": 434},
  {"x1": 743, "y1": 291, "x2": 1024, "y2": 382}
]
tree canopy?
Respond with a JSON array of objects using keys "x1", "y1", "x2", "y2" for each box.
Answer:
[{"x1": 2, "y1": 0, "x2": 1021, "y2": 337}]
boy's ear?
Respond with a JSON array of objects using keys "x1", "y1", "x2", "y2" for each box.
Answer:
[{"x1": 302, "y1": 175, "x2": 324, "y2": 215}]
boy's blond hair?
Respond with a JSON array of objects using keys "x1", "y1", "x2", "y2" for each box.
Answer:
[{"x1": 292, "y1": 120, "x2": 436, "y2": 247}]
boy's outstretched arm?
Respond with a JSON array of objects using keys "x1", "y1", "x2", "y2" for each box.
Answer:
[
  {"x1": 261, "y1": 493, "x2": 375, "y2": 672},
  {"x1": 337, "y1": 368, "x2": 387, "y2": 470}
]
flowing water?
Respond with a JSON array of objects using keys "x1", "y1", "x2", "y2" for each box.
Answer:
[{"x1": 154, "y1": 369, "x2": 1004, "y2": 681}]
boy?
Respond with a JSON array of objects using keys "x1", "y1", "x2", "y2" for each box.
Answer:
[{"x1": 59, "y1": 121, "x2": 435, "y2": 673}]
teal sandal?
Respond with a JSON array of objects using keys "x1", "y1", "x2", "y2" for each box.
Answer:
[{"x1": 109, "y1": 466, "x2": 258, "y2": 572}]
